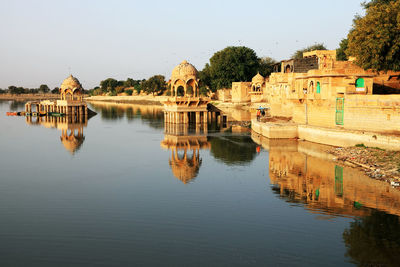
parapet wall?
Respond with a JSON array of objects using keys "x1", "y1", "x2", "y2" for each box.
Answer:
[{"x1": 251, "y1": 120, "x2": 400, "y2": 150}]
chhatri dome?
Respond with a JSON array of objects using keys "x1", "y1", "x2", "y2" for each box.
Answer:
[
  {"x1": 171, "y1": 60, "x2": 198, "y2": 81},
  {"x1": 60, "y1": 75, "x2": 83, "y2": 101},
  {"x1": 170, "y1": 60, "x2": 200, "y2": 97},
  {"x1": 252, "y1": 72, "x2": 265, "y2": 84}
]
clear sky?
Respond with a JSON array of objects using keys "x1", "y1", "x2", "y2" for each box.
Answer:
[{"x1": 0, "y1": 0, "x2": 365, "y2": 89}]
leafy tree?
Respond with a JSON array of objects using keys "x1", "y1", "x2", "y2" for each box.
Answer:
[
  {"x1": 0, "y1": 89, "x2": 5, "y2": 94},
  {"x1": 51, "y1": 87, "x2": 60, "y2": 94},
  {"x1": 258, "y1": 57, "x2": 277, "y2": 77},
  {"x1": 125, "y1": 89, "x2": 133, "y2": 96},
  {"x1": 336, "y1": 38, "x2": 349, "y2": 61},
  {"x1": 39, "y1": 84, "x2": 50, "y2": 93},
  {"x1": 346, "y1": 0, "x2": 400, "y2": 71},
  {"x1": 8, "y1": 86, "x2": 25, "y2": 94},
  {"x1": 141, "y1": 75, "x2": 166, "y2": 95},
  {"x1": 292, "y1": 43, "x2": 327, "y2": 59},
  {"x1": 29, "y1": 88, "x2": 38, "y2": 94},
  {"x1": 202, "y1": 46, "x2": 260, "y2": 91},
  {"x1": 363, "y1": 0, "x2": 396, "y2": 8},
  {"x1": 100, "y1": 78, "x2": 118, "y2": 92},
  {"x1": 115, "y1": 86, "x2": 125, "y2": 94},
  {"x1": 124, "y1": 78, "x2": 135, "y2": 88}
]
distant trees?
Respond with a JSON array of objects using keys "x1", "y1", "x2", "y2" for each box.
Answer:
[
  {"x1": 39, "y1": 84, "x2": 50, "y2": 93},
  {"x1": 292, "y1": 43, "x2": 327, "y2": 59},
  {"x1": 346, "y1": 0, "x2": 400, "y2": 71},
  {"x1": 200, "y1": 46, "x2": 260, "y2": 91},
  {"x1": 141, "y1": 75, "x2": 166, "y2": 95},
  {"x1": 51, "y1": 87, "x2": 60, "y2": 94}
]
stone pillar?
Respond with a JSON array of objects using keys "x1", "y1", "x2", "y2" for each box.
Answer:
[
  {"x1": 183, "y1": 112, "x2": 188, "y2": 124},
  {"x1": 195, "y1": 112, "x2": 200, "y2": 124},
  {"x1": 203, "y1": 112, "x2": 208, "y2": 123}
]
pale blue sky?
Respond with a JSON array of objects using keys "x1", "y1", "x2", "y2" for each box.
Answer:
[{"x1": 0, "y1": 0, "x2": 365, "y2": 89}]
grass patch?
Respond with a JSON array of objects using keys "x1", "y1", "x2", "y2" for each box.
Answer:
[{"x1": 355, "y1": 143, "x2": 366, "y2": 148}]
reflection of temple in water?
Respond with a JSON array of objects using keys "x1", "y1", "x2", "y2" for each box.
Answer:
[
  {"x1": 26, "y1": 115, "x2": 88, "y2": 155},
  {"x1": 252, "y1": 133, "x2": 400, "y2": 217},
  {"x1": 161, "y1": 123, "x2": 210, "y2": 184}
]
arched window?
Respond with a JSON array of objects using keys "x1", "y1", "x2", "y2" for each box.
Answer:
[
  {"x1": 355, "y1": 78, "x2": 365, "y2": 91},
  {"x1": 309, "y1": 81, "x2": 314, "y2": 93},
  {"x1": 316, "y1": 82, "x2": 321, "y2": 94}
]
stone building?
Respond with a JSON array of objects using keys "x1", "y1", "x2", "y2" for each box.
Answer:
[
  {"x1": 25, "y1": 75, "x2": 88, "y2": 116},
  {"x1": 247, "y1": 50, "x2": 400, "y2": 134},
  {"x1": 163, "y1": 60, "x2": 210, "y2": 124}
]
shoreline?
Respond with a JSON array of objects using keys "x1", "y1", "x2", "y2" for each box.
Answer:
[
  {"x1": 85, "y1": 95, "x2": 167, "y2": 106},
  {"x1": 0, "y1": 94, "x2": 59, "y2": 101}
]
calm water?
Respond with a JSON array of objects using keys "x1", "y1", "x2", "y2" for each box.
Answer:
[{"x1": 1, "y1": 100, "x2": 400, "y2": 266}]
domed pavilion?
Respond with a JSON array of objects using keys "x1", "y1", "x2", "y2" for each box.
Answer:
[
  {"x1": 25, "y1": 74, "x2": 88, "y2": 116},
  {"x1": 251, "y1": 72, "x2": 265, "y2": 94},
  {"x1": 162, "y1": 60, "x2": 210, "y2": 124},
  {"x1": 60, "y1": 75, "x2": 84, "y2": 101},
  {"x1": 171, "y1": 60, "x2": 200, "y2": 97}
]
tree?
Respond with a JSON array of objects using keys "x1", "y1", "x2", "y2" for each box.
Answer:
[
  {"x1": 8, "y1": 86, "x2": 25, "y2": 94},
  {"x1": 346, "y1": 0, "x2": 400, "y2": 72},
  {"x1": 100, "y1": 78, "x2": 118, "y2": 92},
  {"x1": 202, "y1": 46, "x2": 260, "y2": 91},
  {"x1": 39, "y1": 84, "x2": 50, "y2": 93},
  {"x1": 363, "y1": 0, "x2": 396, "y2": 8},
  {"x1": 124, "y1": 78, "x2": 135, "y2": 88},
  {"x1": 292, "y1": 43, "x2": 327, "y2": 59},
  {"x1": 258, "y1": 57, "x2": 277, "y2": 77},
  {"x1": 141, "y1": 75, "x2": 166, "y2": 95},
  {"x1": 115, "y1": 86, "x2": 125, "y2": 94},
  {"x1": 336, "y1": 38, "x2": 348, "y2": 61},
  {"x1": 51, "y1": 87, "x2": 60, "y2": 94}
]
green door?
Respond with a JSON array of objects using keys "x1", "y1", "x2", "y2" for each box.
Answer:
[
  {"x1": 335, "y1": 97, "x2": 344, "y2": 125},
  {"x1": 316, "y1": 82, "x2": 321, "y2": 94},
  {"x1": 335, "y1": 165, "x2": 343, "y2": 197}
]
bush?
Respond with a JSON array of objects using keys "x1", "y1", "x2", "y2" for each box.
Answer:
[{"x1": 125, "y1": 89, "x2": 133, "y2": 96}]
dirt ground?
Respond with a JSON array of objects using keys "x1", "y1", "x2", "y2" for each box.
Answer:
[{"x1": 327, "y1": 145, "x2": 400, "y2": 187}]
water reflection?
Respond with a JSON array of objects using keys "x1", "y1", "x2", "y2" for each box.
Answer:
[
  {"x1": 161, "y1": 124, "x2": 210, "y2": 184},
  {"x1": 9, "y1": 100, "x2": 27, "y2": 111},
  {"x1": 25, "y1": 115, "x2": 88, "y2": 155},
  {"x1": 252, "y1": 133, "x2": 400, "y2": 266},
  {"x1": 89, "y1": 101, "x2": 164, "y2": 129},
  {"x1": 252, "y1": 134, "x2": 400, "y2": 217},
  {"x1": 343, "y1": 210, "x2": 400, "y2": 267}
]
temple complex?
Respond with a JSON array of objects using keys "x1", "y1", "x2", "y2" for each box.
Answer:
[
  {"x1": 25, "y1": 75, "x2": 88, "y2": 117},
  {"x1": 163, "y1": 60, "x2": 210, "y2": 124}
]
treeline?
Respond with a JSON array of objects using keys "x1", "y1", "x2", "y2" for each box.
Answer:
[
  {"x1": 0, "y1": 84, "x2": 61, "y2": 95},
  {"x1": 88, "y1": 76, "x2": 168, "y2": 96}
]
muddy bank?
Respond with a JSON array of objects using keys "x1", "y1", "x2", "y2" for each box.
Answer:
[{"x1": 328, "y1": 145, "x2": 400, "y2": 187}]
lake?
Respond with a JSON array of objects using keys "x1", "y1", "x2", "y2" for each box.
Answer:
[{"x1": 0, "y1": 100, "x2": 399, "y2": 266}]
